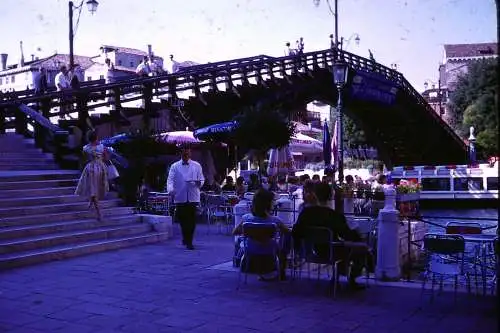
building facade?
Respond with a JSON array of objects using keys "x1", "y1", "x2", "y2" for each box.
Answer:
[
  {"x1": 0, "y1": 53, "x2": 94, "y2": 93},
  {"x1": 85, "y1": 44, "x2": 164, "y2": 81},
  {"x1": 421, "y1": 42, "x2": 498, "y2": 122}
]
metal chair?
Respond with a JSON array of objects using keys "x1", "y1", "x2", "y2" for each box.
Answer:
[
  {"x1": 295, "y1": 226, "x2": 345, "y2": 298},
  {"x1": 446, "y1": 222, "x2": 484, "y2": 292},
  {"x1": 421, "y1": 233, "x2": 470, "y2": 303},
  {"x1": 205, "y1": 194, "x2": 233, "y2": 234},
  {"x1": 237, "y1": 222, "x2": 281, "y2": 287}
]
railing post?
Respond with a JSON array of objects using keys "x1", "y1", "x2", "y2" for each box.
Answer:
[
  {"x1": 0, "y1": 107, "x2": 5, "y2": 134},
  {"x1": 14, "y1": 108, "x2": 28, "y2": 137},
  {"x1": 225, "y1": 70, "x2": 233, "y2": 92},
  {"x1": 77, "y1": 92, "x2": 90, "y2": 142},
  {"x1": 375, "y1": 185, "x2": 401, "y2": 281},
  {"x1": 143, "y1": 82, "x2": 153, "y2": 132},
  {"x1": 210, "y1": 71, "x2": 218, "y2": 92}
]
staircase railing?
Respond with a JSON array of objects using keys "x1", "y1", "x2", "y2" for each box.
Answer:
[{"x1": 2, "y1": 104, "x2": 71, "y2": 166}]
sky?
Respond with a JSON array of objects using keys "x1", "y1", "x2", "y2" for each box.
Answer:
[{"x1": 0, "y1": 0, "x2": 497, "y2": 91}]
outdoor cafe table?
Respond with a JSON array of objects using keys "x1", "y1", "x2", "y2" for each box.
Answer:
[{"x1": 461, "y1": 233, "x2": 496, "y2": 296}]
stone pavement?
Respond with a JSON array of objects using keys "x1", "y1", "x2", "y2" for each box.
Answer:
[{"x1": 0, "y1": 224, "x2": 497, "y2": 333}]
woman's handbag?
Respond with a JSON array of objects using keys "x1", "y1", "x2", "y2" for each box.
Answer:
[{"x1": 107, "y1": 162, "x2": 119, "y2": 180}]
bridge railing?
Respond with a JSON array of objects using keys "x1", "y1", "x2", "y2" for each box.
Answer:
[{"x1": 0, "y1": 48, "x2": 466, "y2": 151}]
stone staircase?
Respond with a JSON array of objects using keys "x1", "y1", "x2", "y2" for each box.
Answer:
[{"x1": 0, "y1": 133, "x2": 168, "y2": 269}]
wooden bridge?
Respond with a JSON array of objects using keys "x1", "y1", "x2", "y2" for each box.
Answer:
[{"x1": 0, "y1": 48, "x2": 467, "y2": 168}]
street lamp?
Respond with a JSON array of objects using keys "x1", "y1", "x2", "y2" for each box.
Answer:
[
  {"x1": 340, "y1": 33, "x2": 360, "y2": 51},
  {"x1": 333, "y1": 61, "x2": 349, "y2": 186},
  {"x1": 69, "y1": 0, "x2": 99, "y2": 68}
]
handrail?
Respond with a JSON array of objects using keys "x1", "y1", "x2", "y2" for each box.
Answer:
[{"x1": 0, "y1": 47, "x2": 467, "y2": 155}]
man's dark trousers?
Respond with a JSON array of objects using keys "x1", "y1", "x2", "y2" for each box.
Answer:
[{"x1": 176, "y1": 202, "x2": 197, "y2": 246}]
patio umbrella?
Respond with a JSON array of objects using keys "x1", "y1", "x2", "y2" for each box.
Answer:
[
  {"x1": 193, "y1": 121, "x2": 239, "y2": 141},
  {"x1": 322, "y1": 122, "x2": 332, "y2": 166},
  {"x1": 158, "y1": 130, "x2": 202, "y2": 145},
  {"x1": 331, "y1": 120, "x2": 338, "y2": 169},
  {"x1": 290, "y1": 133, "x2": 323, "y2": 154},
  {"x1": 267, "y1": 146, "x2": 295, "y2": 176},
  {"x1": 100, "y1": 133, "x2": 131, "y2": 146}
]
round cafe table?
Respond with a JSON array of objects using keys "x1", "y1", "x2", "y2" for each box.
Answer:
[{"x1": 461, "y1": 233, "x2": 497, "y2": 296}]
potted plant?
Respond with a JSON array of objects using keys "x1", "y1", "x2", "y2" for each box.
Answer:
[{"x1": 396, "y1": 179, "x2": 421, "y2": 202}]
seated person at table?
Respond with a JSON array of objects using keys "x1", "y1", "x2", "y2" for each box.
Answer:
[
  {"x1": 292, "y1": 182, "x2": 370, "y2": 289},
  {"x1": 233, "y1": 189, "x2": 290, "y2": 280},
  {"x1": 221, "y1": 176, "x2": 236, "y2": 191},
  {"x1": 201, "y1": 176, "x2": 222, "y2": 193},
  {"x1": 247, "y1": 173, "x2": 262, "y2": 192},
  {"x1": 235, "y1": 176, "x2": 246, "y2": 197},
  {"x1": 297, "y1": 180, "x2": 318, "y2": 214}
]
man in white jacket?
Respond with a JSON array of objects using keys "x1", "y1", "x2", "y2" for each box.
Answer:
[{"x1": 167, "y1": 147, "x2": 205, "y2": 250}]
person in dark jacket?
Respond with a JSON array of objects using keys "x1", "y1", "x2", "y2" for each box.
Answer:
[{"x1": 292, "y1": 182, "x2": 371, "y2": 289}]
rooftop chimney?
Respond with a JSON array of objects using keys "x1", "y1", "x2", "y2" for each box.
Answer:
[
  {"x1": 1, "y1": 53, "x2": 7, "y2": 71},
  {"x1": 19, "y1": 41, "x2": 25, "y2": 67}
]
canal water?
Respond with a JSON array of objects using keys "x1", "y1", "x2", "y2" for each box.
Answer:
[{"x1": 421, "y1": 208, "x2": 498, "y2": 234}]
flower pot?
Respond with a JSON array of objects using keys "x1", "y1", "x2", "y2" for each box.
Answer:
[{"x1": 397, "y1": 192, "x2": 420, "y2": 202}]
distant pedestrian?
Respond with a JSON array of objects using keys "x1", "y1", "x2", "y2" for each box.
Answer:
[
  {"x1": 298, "y1": 37, "x2": 304, "y2": 54},
  {"x1": 34, "y1": 67, "x2": 48, "y2": 95},
  {"x1": 54, "y1": 65, "x2": 71, "y2": 118},
  {"x1": 69, "y1": 65, "x2": 80, "y2": 89},
  {"x1": 135, "y1": 56, "x2": 151, "y2": 78},
  {"x1": 166, "y1": 146, "x2": 205, "y2": 250},
  {"x1": 285, "y1": 42, "x2": 294, "y2": 56},
  {"x1": 167, "y1": 54, "x2": 179, "y2": 74}
]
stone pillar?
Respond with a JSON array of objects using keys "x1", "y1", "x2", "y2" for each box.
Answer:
[{"x1": 375, "y1": 185, "x2": 401, "y2": 281}]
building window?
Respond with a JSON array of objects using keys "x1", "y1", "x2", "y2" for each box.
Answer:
[
  {"x1": 11, "y1": 76, "x2": 15, "y2": 83},
  {"x1": 118, "y1": 60, "x2": 122, "y2": 66},
  {"x1": 5, "y1": 77, "x2": 9, "y2": 84},
  {"x1": 0, "y1": 78, "x2": 2, "y2": 85},
  {"x1": 130, "y1": 61, "x2": 134, "y2": 67},
  {"x1": 87, "y1": 76, "x2": 92, "y2": 81}
]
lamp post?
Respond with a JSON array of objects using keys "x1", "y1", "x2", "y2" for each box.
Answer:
[
  {"x1": 340, "y1": 33, "x2": 360, "y2": 51},
  {"x1": 333, "y1": 61, "x2": 349, "y2": 185},
  {"x1": 69, "y1": 0, "x2": 99, "y2": 69}
]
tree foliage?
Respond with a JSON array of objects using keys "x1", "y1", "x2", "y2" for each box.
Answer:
[
  {"x1": 233, "y1": 103, "x2": 296, "y2": 152},
  {"x1": 448, "y1": 58, "x2": 498, "y2": 158}
]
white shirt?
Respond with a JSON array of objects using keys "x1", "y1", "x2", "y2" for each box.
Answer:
[
  {"x1": 55, "y1": 72, "x2": 70, "y2": 91},
  {"x1": 167, "y1": 159, "x2": 205, "y2": 203},
  {"x1": 135, "y1": 62, "x2": 151, "y2": 76},
  {"x1": 167, "y1": 60, "x2": 179, "y2": 74}
]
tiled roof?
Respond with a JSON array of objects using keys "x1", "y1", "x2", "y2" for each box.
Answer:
[
  {"x1": 100, "y1": 45, "x2": 147, "y2": 57},
  {"x1": 444, "y1": 43, "x2": 498, "y2": 59},
  {"x1": 86, "y1": 62, "x2": 136, "y2": 74},
  {"x1": 36, "y1": 54, "x2": 95, "y2": 70},
  {"x1": 0, "y1": 53, "x2": 94, "y2": 75}
]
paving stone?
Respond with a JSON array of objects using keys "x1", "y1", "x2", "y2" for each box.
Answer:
[{"x1": 0, "y1": 225, "x2": 495, "y2": 333}]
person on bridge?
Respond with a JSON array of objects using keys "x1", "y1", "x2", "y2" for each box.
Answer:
[
  {"x1": 166, "y1": 54, "x2": 180, "y2": 74},
  {"x1": 167, "y1": 146, "x2": 205, "y2": 250},
  {"x1": 54, "y1": 65, "x2": 71, "y2": 119},
  {"x1": 135, "y1": 56, "x2": 151, "y2": 78},
  {"x1": 34, "y1": 67, "x2": 48, "y2": 95}
]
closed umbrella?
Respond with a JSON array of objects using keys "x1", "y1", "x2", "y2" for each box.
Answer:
[
  {"x1": 323, "y1": 122, "x2": 331, "y2": 166},
  {"x1": 290, "y1": 133, "x2": 323, "y2": 154},
  {"x1": 267, "y1": 146, "x2": 295, "y2": 176}
]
